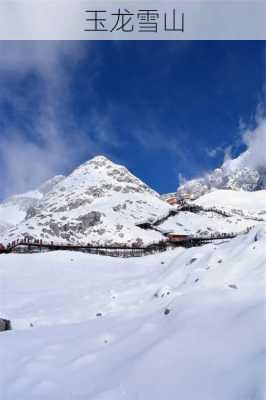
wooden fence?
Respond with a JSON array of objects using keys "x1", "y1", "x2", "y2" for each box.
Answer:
[{"x1": 1, "y1": 233, "x2": 238, "y2": 257}]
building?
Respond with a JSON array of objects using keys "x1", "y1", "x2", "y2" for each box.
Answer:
[
  {"x1": 167, "y1": 234, "x2": 190, "y2": 243},
  {"x1": 166, "y1": 197, "x2": 177, "y2": 205},
  {"x1": 161, "y1": 193, "x2": 177, "y2": 205}
]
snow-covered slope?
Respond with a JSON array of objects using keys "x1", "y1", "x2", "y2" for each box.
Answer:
[
  {"x1": 158, "y1": 208, "x2": 261, "y2": 236},
  {"x1": 1, "y1": 156, "x2": 265, "y2": 399},
  {"x1": 2, "y1": 156, "x2": 170, "y2": 245},
  {"x1": 1, "y1": 224, "x2": 265, "y2": 400},
  {"x1": 0, "y1": 175, "x2": 64, "y2": 228},
  {"x1": 159, "y1": 189, "x2": 266, "y2": 236},
  {"x1": 0, "y1": 190, "x2": 42, "y2": 226},
  {"x1": 0, "y1": 220, "x2": 13, "y2": 237},
  {"x1": 196, "y1": 189, "x2": 266, "y2": 215}
]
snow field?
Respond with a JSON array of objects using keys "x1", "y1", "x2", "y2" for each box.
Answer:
[{"x1": 1, "y1": 225, "x2": 265, "y2": 400}]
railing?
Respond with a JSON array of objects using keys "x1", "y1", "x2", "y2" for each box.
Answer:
[
  {"x1": 4, "y1": 239, "x2": 169, "y2": 257},
  {"x1": 1, "y1": 232, "x2": 240, "y2": 257}
]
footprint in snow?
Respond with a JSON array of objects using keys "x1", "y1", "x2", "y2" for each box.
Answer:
[
  {"x1": 186, "y1": 257, "x2": 197, "y2": 265},
  {"x1": 154, "y1": 287, "x2": 171, "y2": 298},
  {"x1": 228, "y1": 284, "x2": 238, "y2": 289}
]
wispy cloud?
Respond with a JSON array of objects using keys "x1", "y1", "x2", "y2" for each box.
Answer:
[
  {"x1": 0, "y1": 42, "x2": 98, "y2": 199},
  {"x1": 206, "y1": 145, "x2": 226, "y2": 159}
]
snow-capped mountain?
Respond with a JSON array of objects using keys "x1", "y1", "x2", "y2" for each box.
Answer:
[
  {"x1": 2, "y1": 156, "x2": 170, "y2": 245},
  {"x1": 177, "y1": 145, "x2": 266, "y2": 200}
]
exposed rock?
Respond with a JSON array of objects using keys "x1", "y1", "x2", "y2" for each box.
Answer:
[
  {"x1": 76, "y1": 212, "x2": 102, "y2": 228},
  {"x1": 0, "y1": 318, "x2": 11, "y2": 331}
]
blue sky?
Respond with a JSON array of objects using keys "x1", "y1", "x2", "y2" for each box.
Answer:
[{"x1": 0, "y1": 40, "x2": 265, "y2": 199}]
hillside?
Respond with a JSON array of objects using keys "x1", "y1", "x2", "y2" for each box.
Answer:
[
  {"x1": 159, "y1": 189, "x2": 266, "y2": 236},
  {"x1": 195, "y1": 189, "x2": 266, "y2": 214}
]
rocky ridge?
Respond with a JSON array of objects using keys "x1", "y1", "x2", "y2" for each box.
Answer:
[{"x1": 177, "y1": 149, "x2": 266, "y2": 201}]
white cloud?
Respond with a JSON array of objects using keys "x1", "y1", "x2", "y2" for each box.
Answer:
[
  {"x1": 241, "y1": 118, "x2": 266, "y2": 170},
  {"x1": 206, "y1": 116, "x2": 266, "y2": 175},
  {"x1": 223, "y1": 117, "x2": 266, "y2": 173},
  {"x1": 0, "y1": 42, "x2": 98, "y2": 199}
]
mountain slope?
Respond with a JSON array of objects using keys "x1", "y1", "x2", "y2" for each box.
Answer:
[
  {"x1": 195, "y1": 189, "x2": 266, "y2": 214},
  {"x1": 158, "y1": 189, "x2": 266, "y2": 237}
]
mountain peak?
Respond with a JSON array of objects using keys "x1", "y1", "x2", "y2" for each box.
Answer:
[
  {"x1": 90, "y1": 155, "x2": 111, "y2": 163},
  {"x1": 84, "y1": 155, "x2": 117, "y2": 168},
  {"x1": 74, "y1": 155, "x2": 121, "y2": 176}
]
